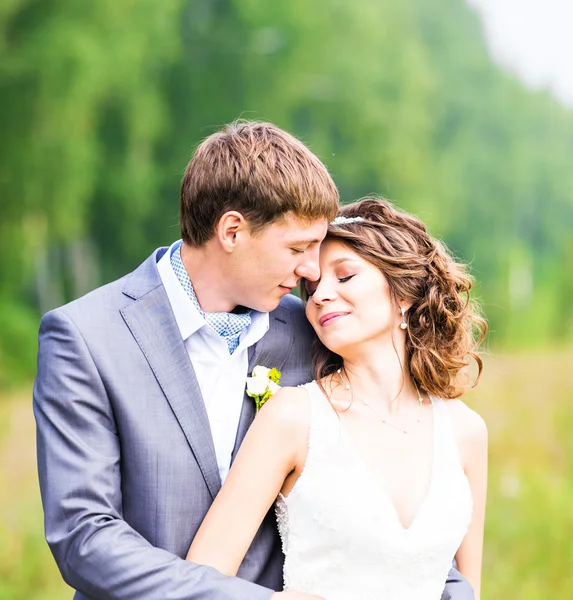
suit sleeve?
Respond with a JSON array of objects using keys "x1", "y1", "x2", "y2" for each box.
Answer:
[
  {"x1": 33, "y1": 309, "x2": 272, "y2": 600},
  {"x1": 442, "y1": 563, "x2": 475, "y2": 600}
]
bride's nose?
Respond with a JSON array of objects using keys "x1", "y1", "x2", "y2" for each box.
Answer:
[{"x1": 310, "y1": 278, "x2": 337, "y2": 305}]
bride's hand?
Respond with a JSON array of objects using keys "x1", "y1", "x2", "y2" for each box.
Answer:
[{"x1": 271, "y1": 592, "x2": 325, "y2": 599}]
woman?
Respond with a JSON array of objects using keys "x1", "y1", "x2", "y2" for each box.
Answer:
[{"x1": 187, "y1": 197, "x2": 488, "y2": 600}]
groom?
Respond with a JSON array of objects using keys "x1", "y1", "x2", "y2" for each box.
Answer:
[{"x1": 34, "y1": 120, "x2": 473, "y2": 599}]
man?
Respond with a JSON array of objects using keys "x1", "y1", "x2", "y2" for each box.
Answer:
[{"x1": 34, "y1": 121, "x2": 473, "y2": 599}]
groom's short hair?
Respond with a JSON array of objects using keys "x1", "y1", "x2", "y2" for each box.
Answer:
[{"x1": 180, "y1": 120, "x2": 339, "y2": 246}]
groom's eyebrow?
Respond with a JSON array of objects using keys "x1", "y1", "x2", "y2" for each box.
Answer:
[{"x1": 290, "y1": 238, "x2": 321, "y2": 246}]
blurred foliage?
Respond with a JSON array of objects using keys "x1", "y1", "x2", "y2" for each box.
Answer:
[{"x1": 1, "y1": 0, "x2": 573, "y2": 387}]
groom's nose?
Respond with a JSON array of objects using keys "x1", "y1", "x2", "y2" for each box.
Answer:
[{"x1": 295, "y1": 247, "x2": 321, "y2": 282}]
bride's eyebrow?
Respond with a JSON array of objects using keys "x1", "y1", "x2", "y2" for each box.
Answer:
[{"x1": 329, "y1": 258, "x2": 359, "y2": 267}]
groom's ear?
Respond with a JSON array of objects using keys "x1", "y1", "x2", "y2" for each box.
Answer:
[{"x1": 216, "y1": 211, "x2": 248, "y2": 253}]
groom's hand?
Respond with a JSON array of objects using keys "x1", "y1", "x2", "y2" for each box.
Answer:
[{"x1": 272, "y1": 592, "x2": 325, "y2": 600}]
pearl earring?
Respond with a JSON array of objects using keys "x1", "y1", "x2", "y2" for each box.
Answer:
[{"x1": 399, "y1": 307, "x2": 408, "y2": 330}]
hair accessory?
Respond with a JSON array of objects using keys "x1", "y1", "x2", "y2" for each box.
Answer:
[
  {"x1": 399, "y1": 307, "x2": 408, "y2": 330},
  {"x1": 331, "y1": 215, "x2": 364, "y2": 226}
]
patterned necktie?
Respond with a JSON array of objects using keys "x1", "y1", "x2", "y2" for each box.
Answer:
[{"x1": 170, "y1": 242, "x2": 251, "y2": 354}]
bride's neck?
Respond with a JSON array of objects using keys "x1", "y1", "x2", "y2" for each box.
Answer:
[{"x1": 339, "y1": 343, "x2": 417, "y2": 411}]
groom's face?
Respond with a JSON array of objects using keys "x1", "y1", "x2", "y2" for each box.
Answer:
[{"x1": 231, "y1": 213, "x2": 328, "y2": 313}]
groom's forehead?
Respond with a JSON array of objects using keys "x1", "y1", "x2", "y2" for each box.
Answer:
[{"x1": 276, "y1": 215, "x2": 328, "y2": 243}]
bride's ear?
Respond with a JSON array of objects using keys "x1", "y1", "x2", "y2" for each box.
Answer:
[{"x1": 396, "y1": 298, "x2": 413, "y2": 314}]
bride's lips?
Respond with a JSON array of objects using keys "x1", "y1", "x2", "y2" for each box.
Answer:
[{"x1": 319, "y1": 312, "x2": 349, "y2": 327}]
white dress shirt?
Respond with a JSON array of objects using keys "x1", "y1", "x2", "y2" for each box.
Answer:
[{"x1": 157, "y1": 241, "x2": 269, "y2": 482}]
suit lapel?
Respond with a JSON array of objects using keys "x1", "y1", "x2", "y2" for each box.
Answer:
[
  {"x1": 231, "y1": 306, "x2": 294, "y2": 462},
  {"x1": 121, "y1": 251, "x2": 221, "y2": 499}
]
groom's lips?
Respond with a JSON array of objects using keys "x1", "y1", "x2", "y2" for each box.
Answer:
[{"x1": 319, "y1": 312, "x2": 349, "y2": 327}]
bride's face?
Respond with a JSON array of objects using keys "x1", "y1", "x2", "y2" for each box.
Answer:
[{"x1": 305, "y1": 239, "x2": 399, "y2": 354}]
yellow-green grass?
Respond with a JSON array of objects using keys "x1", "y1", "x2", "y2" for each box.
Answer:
[
  {"x1": 1, "y1": 349, "x2": 572, "y2": 599},
  {"x1": 0, "y1": 392, "x2": 71, "y2": 599},
  {"x1": 468, "y1": 349, "x2": 573, "y2": 599}
]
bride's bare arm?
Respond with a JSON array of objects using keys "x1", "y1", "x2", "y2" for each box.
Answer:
[
  {"x1": 449, "y1": 400, "x2": 488, "y2": 600},
  {"x1": 186, "y1": 386, "x2": 309, "y2": 577}
]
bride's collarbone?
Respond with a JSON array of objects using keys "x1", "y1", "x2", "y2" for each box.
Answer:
[{"x1": 333, "y1": 406, "x2": 435, "y2": 516}]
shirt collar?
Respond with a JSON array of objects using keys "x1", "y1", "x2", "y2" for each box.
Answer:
[{"x1": 157, "y1": 240, "x2": 269, "y2": 344}]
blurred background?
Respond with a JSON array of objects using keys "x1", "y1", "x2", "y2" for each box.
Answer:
[{"x1": 0, "y1": 0, "x2": 572, "y2": 598}]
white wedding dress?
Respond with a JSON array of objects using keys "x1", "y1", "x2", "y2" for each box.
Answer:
[{"x1": 275, "y1": 381, "x2": 473, "y2": 600}]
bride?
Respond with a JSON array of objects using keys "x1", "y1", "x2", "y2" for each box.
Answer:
[{"x1": 186, "y1": 197, "x2": 488, "y2": 600}]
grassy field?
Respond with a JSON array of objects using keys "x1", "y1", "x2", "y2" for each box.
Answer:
[
  {"x1": 0, "y1": 391, "x2": 71, "y2": 599},
  {"x1": 474, "y1": 349, "x2": 573, "y2": 599},
  {"x1": 1, "y1": 349, "x2": 572, "y2": 599}
]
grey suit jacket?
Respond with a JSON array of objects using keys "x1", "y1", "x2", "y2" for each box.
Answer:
[{"x1": 34, "y1": 247, "x2": 474, "y2": 600}]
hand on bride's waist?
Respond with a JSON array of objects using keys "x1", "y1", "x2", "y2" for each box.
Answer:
[{"x1": 272, "y1": 591, "x2": 325, "y2": 600}]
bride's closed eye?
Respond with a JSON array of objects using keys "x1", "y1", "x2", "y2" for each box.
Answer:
[{"x1": 305, "y1": 274, "x2": 355, "y2": 297}]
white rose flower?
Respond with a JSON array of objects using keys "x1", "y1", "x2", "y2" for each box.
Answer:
[
  {"x1": 251, "y1": 365, "x2": 271, "y2": 379},
  {"x1": 267, "y1": 380, "x2": 281, "y2": 395},
  {"x1": 246, "y1": 375, "x2": 268, "y2": 396},
  {"x1": 245, "y1": 365, "x2": 282, "y2": 412}
]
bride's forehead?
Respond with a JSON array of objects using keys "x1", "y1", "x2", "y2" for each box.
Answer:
[{"x1": 320, "y1": 240, "x2": 361, "y2": 262}]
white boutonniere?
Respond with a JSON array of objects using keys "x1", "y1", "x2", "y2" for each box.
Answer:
[{"x1": 246, "y1": 365, "x2": 282, "y2": 412}]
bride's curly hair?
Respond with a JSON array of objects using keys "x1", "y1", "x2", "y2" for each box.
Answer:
[{"x1": 303, "y1": 197, "x2": 488, "y2": 399}]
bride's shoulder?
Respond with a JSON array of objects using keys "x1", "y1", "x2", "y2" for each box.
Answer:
[
  {"x1": 444, "y1": 398, "x2": 487, "y2": 436},
  {"x1": 443, "y1": 398, "x2": 488, "y2": 463},
  {"x1": 257, "y1": 384, "x2": 312, "y2": 435}
]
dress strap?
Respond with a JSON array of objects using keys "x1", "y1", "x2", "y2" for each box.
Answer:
[
  {"x1": 429, "y1": 397, "x2": 464, "y2": 472},
  {"x1": 300, "y1": 381, "x2": 344, "y2": 465}
]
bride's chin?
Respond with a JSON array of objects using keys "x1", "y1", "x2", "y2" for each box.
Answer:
[{"x1": 319, "y1": 338, "x2": 344, "y2": 355}]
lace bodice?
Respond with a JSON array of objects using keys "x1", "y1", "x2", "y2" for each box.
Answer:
[{"x1": 275, "y1": 381, "x2": 473, "y2": 600}]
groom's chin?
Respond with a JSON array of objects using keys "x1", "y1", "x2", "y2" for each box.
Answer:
[
  {"x1": 256, "y1": 298, "x2": 282, "y2": 313},
  {"x1": 252, "y1": 293, "x2": 287, "y2": 314}
]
